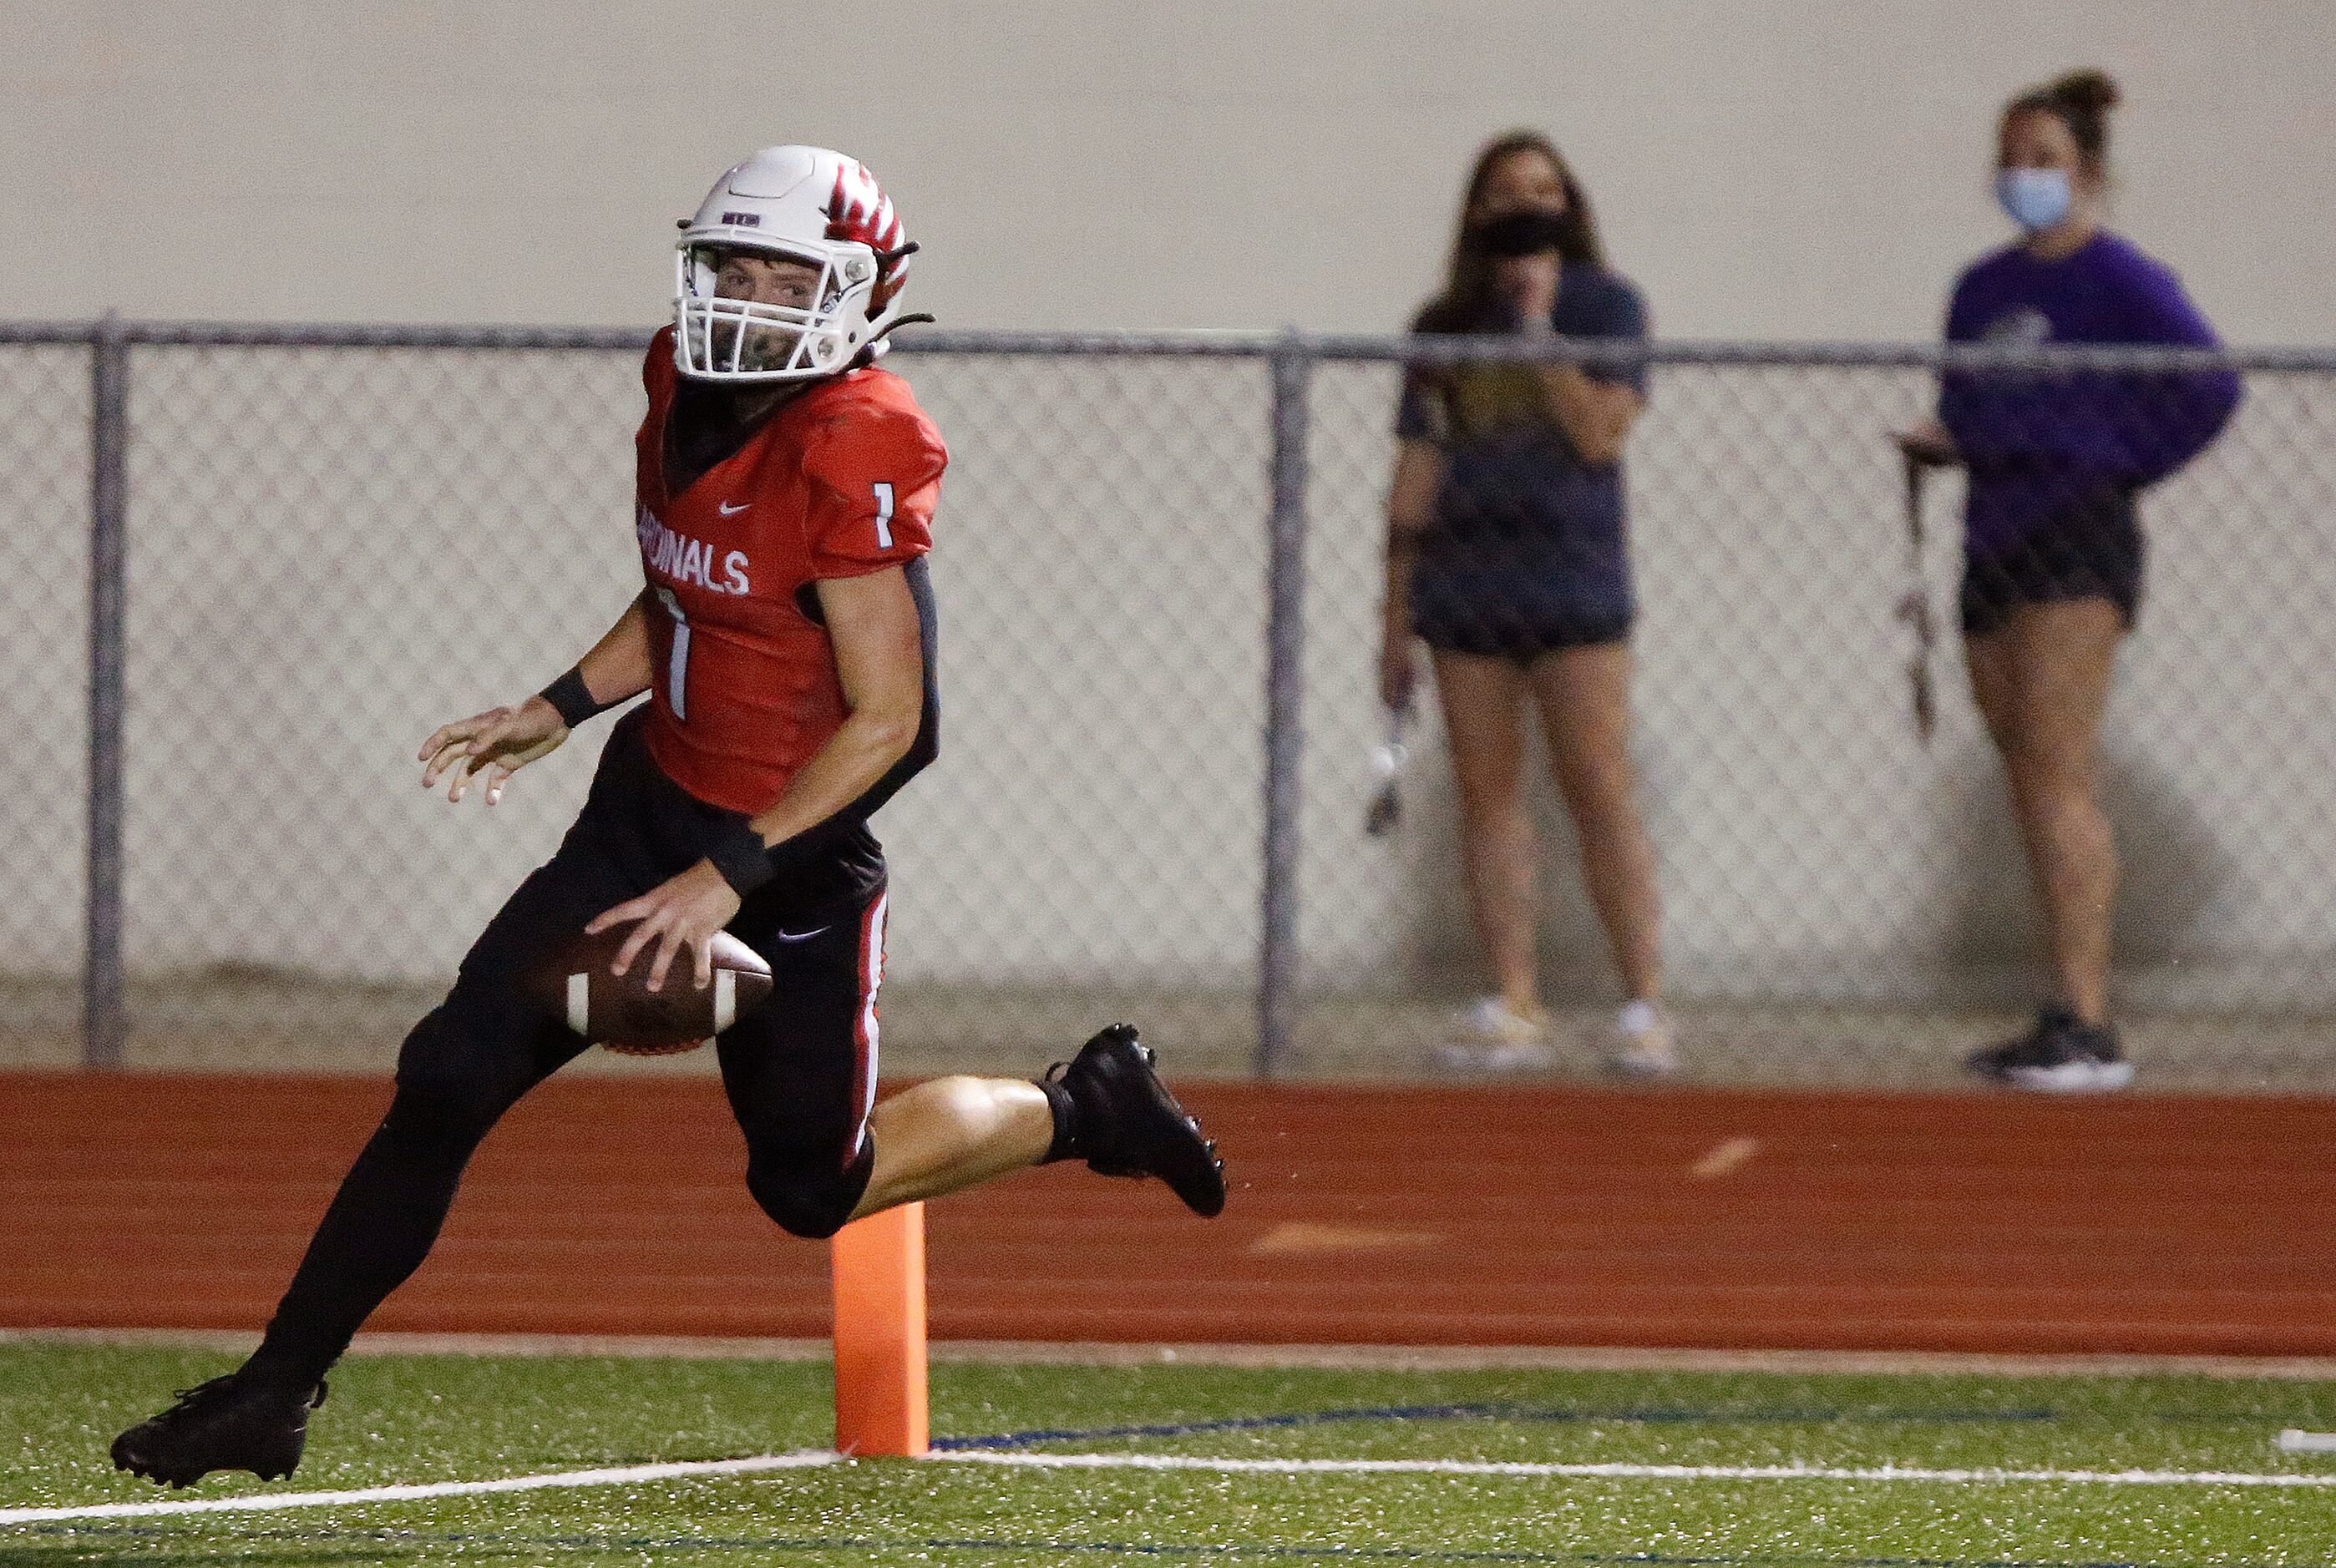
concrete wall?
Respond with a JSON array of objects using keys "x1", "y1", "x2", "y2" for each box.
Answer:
[
  {"x1": 8, "y1": 2, "x2": 2332, "y2": 341},
  {"x1": 7, "y1": 3, "x2": 2335, "y2": 1010}
]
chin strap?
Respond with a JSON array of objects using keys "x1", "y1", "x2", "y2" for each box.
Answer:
[
  {"x1": 869, "y1": 311, "x2": 936, "y2": 347},
  {"x1": 857, "y1": 240, "x2": 929, "y2": 357},
  {"x1": 854, "y1": 306, "x2": 936, "y2": 366}
]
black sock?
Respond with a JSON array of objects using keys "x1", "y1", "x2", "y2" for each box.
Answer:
[
  {"x1": 1036, "y1": 1075, "x2": 1082, "y2": 1163},
  {"x1": 241, "y1": 1088, "x2": 494, "y2": 1392}
]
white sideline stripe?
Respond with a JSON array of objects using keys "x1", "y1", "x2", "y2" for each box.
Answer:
[
  {"x1": 0, "y1": 1450, "x2": 838, "y2": 1526},
  {"x1": 932, "y1": 1449, "x2": 2336, "y2": 1490},
  {"x1": 15, "y1": 1444, "x2": 2336, "y2": 1529}
]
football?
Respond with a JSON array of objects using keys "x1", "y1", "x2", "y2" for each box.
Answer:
[{"x1": 533, "y1": 927, "x2": 774, "y2": 1055}]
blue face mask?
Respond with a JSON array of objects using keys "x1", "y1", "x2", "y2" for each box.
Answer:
[{"x1": 1996, "y1": 167, "x2": 2072, "y2": 232}]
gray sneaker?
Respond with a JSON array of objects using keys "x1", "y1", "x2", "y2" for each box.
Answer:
[
  {"x1": 1429, "y1": 998, "x2": 1555, "y2": 1075},
  {"x1": 1603, "y1": 1000, "x2": 1682, "y2": 1080}
]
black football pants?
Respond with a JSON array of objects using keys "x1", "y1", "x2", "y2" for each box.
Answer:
[{"x1": 242, "y1": 713, "x2": 886, "y2": 1390}]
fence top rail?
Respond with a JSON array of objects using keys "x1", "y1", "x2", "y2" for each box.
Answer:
[
  {"x1": 5, "y1": 318, "x2": 2335, "y2": 373},
  {"x1": 902, "y1": 331, "x2": 2336, "y2": 373},
  {"x1": 0, "y1": 319, "x2": 651, "y2": 352}
]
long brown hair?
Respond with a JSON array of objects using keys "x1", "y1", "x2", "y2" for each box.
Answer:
[{"x1": 1415, "y1": 131, "x2": 1605, "y2": 334}]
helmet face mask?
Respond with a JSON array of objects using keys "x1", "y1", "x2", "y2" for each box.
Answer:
[
  {"x1": 673, "y1": 147, "x2": 909, "y2": 384},
  {"x1": 676, "y1": 239, "x2": 877, "y2": 379}
]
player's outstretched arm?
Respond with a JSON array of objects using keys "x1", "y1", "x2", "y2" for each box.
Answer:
[{"x1": 418, "y1": 594, "x2": 655, "y2": 806}]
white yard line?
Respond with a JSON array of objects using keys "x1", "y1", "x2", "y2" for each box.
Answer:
[
  {"x1": 13, "y1": 1443, "x2": 2336, "y2": 1529},
  {"x1": 935, "y1": 1449, "x2": 2336, "y2": 1490},
  {"x1": 0, "y1": 1450, "x2": 838, "y2": 1526}
]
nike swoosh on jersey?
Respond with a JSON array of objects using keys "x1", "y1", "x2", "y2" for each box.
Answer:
[
  {"x1": 718, "y1": 500, "x2": 751, "y2": 516},
  {"x1": 773, "y1": 924, "x2": 832, "y2": 943}
]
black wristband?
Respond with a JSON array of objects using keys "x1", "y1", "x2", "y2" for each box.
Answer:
[
  {"x1": 538, "y1": 667, "x2": 610, "y2": 731},
  {"x1": 704, "y1": 820, "x2": 778, "y2": 898}
]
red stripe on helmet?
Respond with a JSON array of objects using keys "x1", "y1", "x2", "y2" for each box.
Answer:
[
  {"x1": 827, "y1": 159, "x2": 909, "y2": 309},
  {"x1": 826, "y1": 161, "x2": 896, "y2": 250}
]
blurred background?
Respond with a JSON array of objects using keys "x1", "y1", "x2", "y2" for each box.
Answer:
[
  {"x1": 9, "y1": 1, "x2": 2332, "y2": 336},
  {"x1": 4, "y1": 0, "x2": 2334, "y2": 1091}
]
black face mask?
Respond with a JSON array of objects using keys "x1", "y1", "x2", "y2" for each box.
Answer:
[{"x1": 1467, "y1": 208, "x2": 1584, "y2": 260}]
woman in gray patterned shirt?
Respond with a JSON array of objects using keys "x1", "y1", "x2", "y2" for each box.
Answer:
[{"x1": 1380, "y1": 131, "x2": 1671, "y2": 1077}]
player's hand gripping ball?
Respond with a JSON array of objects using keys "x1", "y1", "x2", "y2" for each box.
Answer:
[{"x1": 532, "y1": 928, "x2": 773, "y2": 1055}]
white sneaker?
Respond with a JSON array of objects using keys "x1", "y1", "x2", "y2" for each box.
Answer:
[
  {"x1": 1430, "y1": 998, "x2": 1555, "y2": 1074},
  {"x1": 1603, "y1": 999, "x2": 1681, "y2": 1080}
]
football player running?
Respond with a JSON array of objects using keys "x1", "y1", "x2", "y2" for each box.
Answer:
[{"x1": 112, "y1": 146, "x2": 1225, "y2": 1490}]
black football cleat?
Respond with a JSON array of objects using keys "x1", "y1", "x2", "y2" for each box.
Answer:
[
  {"x1": 1047, "y1": 1024, "x2": 1227, "y2": 1217},
  {"x1": 110, "y1": 1373, "x2": 327, "y2": 1488}
]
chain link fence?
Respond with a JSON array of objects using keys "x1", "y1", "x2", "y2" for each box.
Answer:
[
  {"x1": 3, "y1": 323, "x2": 2332, "y2": 1088},
  {"x1": 0, "y1": 341, "x2": 90, "y2": 1063},
  {"x1": 1299, "y1": 345, "x2": 2336, "y2": 1085}
]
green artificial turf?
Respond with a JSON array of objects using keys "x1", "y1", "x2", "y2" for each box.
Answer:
[{"x1": 4, "y1": 1341, "x2": 2336, "y2": 1565}]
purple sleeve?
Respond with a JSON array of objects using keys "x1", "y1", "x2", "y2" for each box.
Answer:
[
  {"x1": 2112, "y1": 252, "x2": 2242, "y2": 483},
  {"x1": 1942, "y1": 268, "x2": 1983, "y2": 344},
  {"x1": 2116, "y1": 254, "x2": 2222, "y2": 348},
  {"x1": 1935, "y1": 264, "x2": 1988, "y2": 438}
]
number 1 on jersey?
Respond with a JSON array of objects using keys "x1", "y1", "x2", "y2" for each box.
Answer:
[
  {"x1": 653, "y1": 585, "x2": 691, "y2": 721},
  {"x1": 873, "y1": 483, "x2": 894, "y2": 549}
]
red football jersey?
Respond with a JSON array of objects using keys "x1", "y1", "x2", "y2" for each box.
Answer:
[{"x1": 631, "y1": 326, "x2": 945, "y2": 815}]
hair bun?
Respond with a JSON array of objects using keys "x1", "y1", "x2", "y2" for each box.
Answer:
[{"x1": 2051, "y1": 68, "x2": 2121, "y2": 114}]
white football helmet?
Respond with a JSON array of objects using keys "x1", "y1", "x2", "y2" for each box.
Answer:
[{"x1": 673, "y1": 145, "x2": 916, "y2": 382}]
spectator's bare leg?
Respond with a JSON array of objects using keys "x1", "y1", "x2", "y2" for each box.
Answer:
[
  {"x1": 1431, "y1": 650, "x2": 1538, "y2": 1014},
  {"x1": 1528, "y1": 642, "x2": 1663, "y2": 1003},
  {"x1": 1965, "y1": 600, "x2": 2124, "y2": 1024}
]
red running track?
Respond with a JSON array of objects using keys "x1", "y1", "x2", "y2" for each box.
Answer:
[{"x1": 3, "y1": 1072, "x2": 2333, "y2": 1356}]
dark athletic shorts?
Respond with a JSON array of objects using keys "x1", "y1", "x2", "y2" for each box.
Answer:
[
  {"x1": 1411, "y1": 558, "x2": 1634, "y2": 663},
  {"x1": 1961, "y1": 484, "x2": 2144, "y2": 637},
  {"x1": 1415, "y1": 604, "x2": 1633, "y2": 662},
  {"x1": 407, "y1": 709, "x2": 888, "y2": 1213}
]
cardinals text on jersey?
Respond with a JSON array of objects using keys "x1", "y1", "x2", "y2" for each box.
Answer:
[{"x1": 631, "y1": 326, "x2": 946, "y2": 815}]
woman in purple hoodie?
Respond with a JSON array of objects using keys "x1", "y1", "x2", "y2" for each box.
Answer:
[{"x1": 1899, "y1": 69, "x2": 2240, "y2": 1091}]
